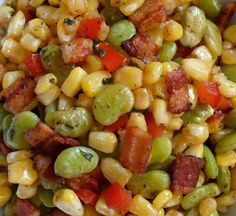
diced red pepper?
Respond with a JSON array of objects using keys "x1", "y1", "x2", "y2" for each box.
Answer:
[
  {"x1": 23, "y1": 6, "x2": 36, "y2": 22},
  {"x1": 103, "y1": 182, "x2": 132, "y2": 214},
  {"x1": 24, "y1": 53, "x2": 45, "y2": 77},
  {"x1": 216, "y1": 95, "x2": 232, "y2": 111},
  {"x1": 78, "y1": 18, "x2": 102, "y2": 39},
  {"x1": 96, "y1": 42, "x2": 126, "y2": 71},
  {"x1": 104, "y1": 114, "x2": 129, "y2": 132},
  {"x1": 207, "y1": 111, "x2": 225, "y2": 124},
  {"x1": 14, "y1": 199, "x2": 40, "y2": 216},
  {"x1": 119, "y1": 127, "x2": 152, "y2": 173},
  {"x1": 76, "y1": 188, "x2": 99, "y2": 206},
  {"x1": 145, "y1": 111, "x2": 164, "y2": 137}
]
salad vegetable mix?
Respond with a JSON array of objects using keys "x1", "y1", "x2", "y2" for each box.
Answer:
[{"x1": 0, "y1": 0, "x2": 236, "y2": 215}]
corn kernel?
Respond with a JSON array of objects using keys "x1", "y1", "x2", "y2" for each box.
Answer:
[
  {"x1": 165, "y1": 209, "x2": 184, "y2": 216},
  {"x1": 150, "y1": 77, "x2": 167, "y2": 99},
  {"x1": 188, "y1": 84, "x2": 198, "y2": 110},
  {"x1": 216, "y1": 151, "x2": 236, "y2": 167},
  {"x1": 119, "y1": 0, "x2": 145, "y2": 16},
  {"x1": 101, "y1": 157, "x2": 132, "y2": 186},
  {"x1": 8, "y1": 159, "x2": 38, "y2": 185},
  {"x1": 173, "y1": 134, "x2": 189, "y2": 155},
  {"x1": 16, "y1": 181, "x2": 38, "y2": 199},
  {"x1": 163, "y1": 194, "x2": 182, "y2": 208},
  {"x1": 58, "y1": 94, "x2": 74, "y2": 111},
  {"x1": 0, "y1": 186, "x2": 11, "y2": 208},
  {"x1": 222, "y1": 49, "x2": 236, "y2": 65},
  {"x1": 20, "y1": 32, "x2": 41, "y2": 52},
  {"x1": 95, "y1": 196, "x2": 120, "y2": 216},
  {"x1": 75, "y1": 93, "x2": 93, "y2": 111},
  {"x1": 143, "y1": 62, "x2": 162, "y2": 85},
  {"x1": 184, "y1": 144, "x2": 204, "y2": 158},
  {"x1": 148, "y1": 23, "x2": 165, "y2": 47},
  {"x1": 0, "y1": 172, "x2": 9, "y2": 186},
  {"x1": 83, "y1": 55, "x2": 104, "y2": 73},
  {"x1": 196, "y1": 171, "x2": 205, "y2": 187},
  {"x1": 191, "y1": 45, "x2": 213, "y2": 66},
  {"x1": 133, "y1": 88, "x2": 150, "y2": 110},
  {"x1": 222, "y1": 41, "x2": 233, "y2": 50},
  {"x1": 30, "y1": 0, "x2": 45, "y2": 7},
  {"x1": 127, "y1": 112, "x2": 147, "y2": 131},
  {"x1": 166, "y1": 117, "x2": 183, "y2": 131},
  {"x1": 84, "y1": 204, "x2": 101, "y2": 216},
  {"x1": 153, "y1": 190, "x2": 173, "y2": 209},
  {"x1": 216, "y1": 191, "x2": 236, "y2": 207},
  {"x1": 199, "y1": 198, "x2": 217, "y2": 216},
  {"x1": 37, "y1": 85, "x2": 61, "y2": 106},
  {"x1": 7, "y1": 11, "x2": 26, "y2": 38},
  {"x1": 7, "y1": 150, "x2": 33, "y2": 164},
  {"x1": 2, "y1": 71, "x2": 25, "y2": 89},
  {"x1": 223, "y1": 25, "x2": 236, "y2": 45},
  {"x1": 161, "y1": 61, "x2": 179, "y2": 76},
  {"x1": 164, "y1": 20, "x2": 183, "y2": 41},
  {"x1": 97, "y1": 20, "x2": 110, "y2": 41},
  {"x1": 36, "y1": 5, "x2": 57, "y2": 26},
  {"x1": 0, "y1": 6, "x2": 14, "y2": 24}
]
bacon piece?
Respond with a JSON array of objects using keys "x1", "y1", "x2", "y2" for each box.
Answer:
[
  {"x1": 51, "y1": 209, "x2": 69, "y2": 216},
  {"x1": 174, "y1": 41, "x2": 192, "y2": 58},
  {"x1": 60, "y1": 38, "x2": 93, "y2": 64},
  {"x1": 170, "y1": 154, "x2": 205, "y2": 195},
  {"x1": 166, "y1": 68, "x2": 191, "y2": 114},
  {"x1": 0, "y1": 136, "x2": 12, "y2": 156},
  {"x1": 121, "y1": 33, "x2": 158, "y2": 63},
  {"x1": 129, "y1": 0, "x2": 167, "y2": 32},
  {"x1": 14, "y1": 199, "x2": 40, "y2": 216},
  {"x1": 0, "y1": 77, "x2": 36, "y2": 114},
  {"x1": 217, "y1": 2, "x2": 236, "y2": 33}
]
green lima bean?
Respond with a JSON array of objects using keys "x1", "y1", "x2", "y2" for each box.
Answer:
[
  {"x1": 210, "y1": 128, "x2": 233, "y2": 144},
  {"x1": 0, "y1": 104, "x2": 9, "y2": 131},
  {"x1": 216, "y1": 166, "x2": 231, "y2": 193},
  {"x1": 158, "y1": 41, "x2": 177, "y2": 62},
  {"x1": 215, "y1": 131, "x2": 236, "y2": 154},
  {"x1": 224, "y1": 108, "x2": 236, "y2": 128},
  {"x1": 38, "y1": 187, "x2": 55, "y2": 208},
  {"x1": 221, "y1": 65, "x2": 236, "y2": 83},
  {"x1": 101, "y1": 6, "x2": 124, "y2": 26},
  {"x1": 199, "y1": 0, "x2": 221, "y2": 19}
]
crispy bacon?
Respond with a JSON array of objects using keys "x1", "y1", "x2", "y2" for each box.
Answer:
[
  {"x1": 0, "y1": 136, "x2": 12, "y2": 156},
  {"x1": 60, "y1": 38, "x2": 93, "y2": 64},
  {"x1": 14, "y1": 199, "x2": 40, "y2": 216},
  {"x1": 174, "y1": 41, "x2": 192, "y2": 58},
  {"x1": 166, "y1": 68, "x2": 191, "y2": 114},
  {"x1": 121, "y1": 33, "x2": 158, "y2": 63},
  {"x1": 129, "y1": 0, "x2": 167, "y2": 32},
  {"x1": 217, "y1": 2, "x2": 236, "y2": 33},
  {"x1": 51, "y1": 209, "x2": 69, "y2": 216},
  {"x1": 170, "y1": 154, "x2": 205, "y2": 195},
  {"x1": 0, "y1": 77, "x2": 36, "y2": 114}
]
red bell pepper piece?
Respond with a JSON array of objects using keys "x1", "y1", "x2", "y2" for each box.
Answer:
[
  {"x1": 76, "y1": 188, "x2": 99, "y2": 206},
  {"x1": 104, "y1": 114, "x2": 129, "y2": 132},
  {"x1": 145, "y1": 111, "x2": 164, "y2": 137},
  {"x1": 103, "y1": 182, "x2": 132, "y2": 214},
  {"x1": 216, "y1": 95, "x2": 232, "y2": 111},
  {"x1": 23, "y1": 6, "x2": 36, "y2": 22},
  {"x1": 24, "y1": 53, "x2": 45, "y2": 77},
  {"x1": 78, "y1": 18, "x2": 102, "y2": 39}
]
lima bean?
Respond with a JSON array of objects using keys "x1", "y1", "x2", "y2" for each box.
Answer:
[
  {"x1": 199, "y1": 0, "x2": 221, "y2": 19},
  {"x1": 101, "y1": 6, "x2": 124, "y2": 26},
  {"x1": 203, "y1": 19, "x2": 222, "y2": 56},
  {"x1": 54, "y1": 146, "x2": 99, "y2": 178},
  {"x1": 203, "y1": 145, "x2": 219, "y2": 179},
  {"x1": 215, "y1": 132, "x2": 236, "y2": 154},
  {"x1": 180, "y1": 6, "x2": 206, "y2": 48},
  {"x1": 39, "y1": 187, "x2": 55, "y2": 208},
  {"x1": 0, "y1": 104, "x2": 9, "y2": 131},
  {"x1": 5, "y1": 112, "x2": 40, "y2": 150},
  {"x1": 45, "y1": 107, "x2": 93, "y2": 138},
  {"x1": 224, "y1": 108, "x2": 236, "y2": 128},
  {"x1": 127, "y1": 170, "x2": 170, "y2": 199},
  {"x1": 45, "y1": 100, "x2": 58, "y2": 116},
  {"x1": 210, "y1": 128, "x2": 233, "y2": 144},
  {"x1": 158, "y1": 41, "x2": 177, "y2": 62},
  {"x1": 30, "y1": 194, "x2": 42, "y2": 207},
  {"x1": 2, "y1": 114, "x2": 13, "y2": 149},
  {"x1": 107, "y1": 19, "x2": 136, "y2": 49},
  {"x1": 222, "y1": 65, "x2": 236, "y2": 82},
  {"x1": 216, "y1": 166, "x2": 231, "y2": 193},
  {"x1": 181, "y1": 183, "x2": 220, "y2": 210},
  {"x1": 149, "y1": 135, "x2": 172, "y2": 165},
  {"x1": 93, "y1": 84, "x2": 134, "y2": 126}
]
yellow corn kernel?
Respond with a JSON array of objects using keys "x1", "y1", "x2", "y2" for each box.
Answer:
[
  {"x1": 172, "y1": 134, "x2": 189, "y2": 155},
  {"x1": 161, "y1": 61, "x2": 180, "y2": 76},
  {"x1": 97, "y1": 20, "x2": 110, "y2": 41},
  {"x1": 8, "y1": 159, "x2": 38, "y2": 185},
  {"x1": 163, "y1": 20, "x2": 183, "y2": 41},
  {"x1": 188, "y1": 84, "x2": 198, "y2": 110},
  {"x1": 222, "y1": 49, "x2": 236, "y2": 65},
  {"x1": 30, "y1": 0, "x2": 45, "y2": 7},
  {"x1": 163, "y1": 194, "x2": 182, "y2": 208},
  {"x1": 127, "y1": 112, "x2": 147, "y2": 131},
  {"x1": 133, "y1": 88, "x2": 150, "y2": 110},
  {"x1": 2, "y1": 71, "x2": 25, "y2": 89},
  {"x1": 67, "y1": 0, "x2": 88, "y2": 15},
  {"x1": 49, "y1": 0, "x2": 60, "y2": 6},
  {"x1": 148, "y1": 23, "x2": 165, "y2": 47},
  {"x1": 20, "y1": 32, "x2": 41, "y2": 52},
  {"x1": 1, "y1": 38, "x2": 27, "y2": 64},
  {"x1": 84, "y1": 204, "x2": 102, "y2": 216},
  {"x1": 75, "y1": 93, "x2": 93, "y2": 111},
  {"x1": 182, "y1": 58, "x2": 211, "y2": 81},
  {"x1": 16, "y1": 0, "x2": 28, "y2": 10},
  {"x1": 51, "y1": 6, "x2": 71, "y2": 25},
  {"x1": 89, "y1": 131, "x2": 117, "y2": 153},
  {"x1": 152, "y1": 98, "x2": 171, "y2": 126},
  {"x1": 199, "y1": 198, "x2": 217, "y2": 216},
  {"x1": 53, "y1": 189, "x2": 84, "y2": 216},
  {"x1": 191, "y1": 45, "x2": 213, "y2": 66},
  {"x1": 119, "y1": 0, "x2": 145, "y2": 16},
  {"x1": 35, "y1": 73, "x2": 58, "y2": 95},
  {"x1": 58, "y1": 94, "x2": 74, "y2": 111},
  {"x1": 130, "y1": 195, "x2": 160, "y2": 216},
  {"x1": 0, "y1": 53, "x2": 6, "y2": 64},
  {"x1": 61, "y1": 67, "x2": 87, "y2": 97},
  {"x1": 184, "y1": 144, "x2": 204, "y2": 158},
  {"x1": 143, "y1": 62, "x2": 162, "y2": 85},
  {"x1": 0, "y1": 6, "x2": 15, "y2": 24},
  {"x1": 166, "y1": 117, "x2": 183, "y2": 131},
  {"x1": 153, "y1": 190, "x2": 173, "y2": 209},
  {"x1": 223, "y1": 25, "x2": 236, "y2": 45},
  {"x1": 95, "y1": 196, "x2": 120, "y2": 216},
  {"x1": 7, "y1": 11, "x2": 25, "y2": 38},
  {"x1": 7, "y1": 150, "x2": 33, "y2": 164},
  {"x1": 216, "y1": 151, "x2": 236, "y2": 167},
  {"x1": 87, "y1": 0, "x2": 99, "y2": 11},
  {"x1": 230, "y1": 97, "x2": 236, "y2": 108},
  {"x1": 16, "y1": 181, "x2": 38, "y2": 199},
  {"x1": 0, "y1": 172, "x2": 9, "y2": 186},
  {"x1": 150, "y1": 77, "x2": 167, "y2": 99},
  {"x1": 100, "y1": 157, "x2": 132, "y2": 186},
  {"x1": 216, "y1": 191, "x2": 236, "y2": 207},
  {"x1": 231, "y1": 166, "x2": 236, "y2": 190},
  {"x1": 82, "y1": 71, "x2": 111, "y2": 97},
  {"x1": 83, "y1": 55, "x2": 104, "y2": 73},
  {"x1": 36, "y1": 5, "x2": 57, "y2": 26},
  {"x1": 196, "y1": 171, "x2": 205, "y2": 187},
  {"x1": 0, "y1": 186, "x2": 12, "y2": 208},
  {"x1": 165, "y1": 209, "x2": 184, "y2": 216},
  {"x1": 222, "y1": 41, "x2": 233, "y2": 50},
  {"x1": 114, "y1": 66, "x2": 143, "y2": 89},
  {"x1": 37, "y1": 85, "x2": 61, "y2": 106}
]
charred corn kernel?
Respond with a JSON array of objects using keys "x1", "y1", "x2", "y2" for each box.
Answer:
[
  {"x1": 0, "y1": 6, "x2": 15, "y2": 24},
  {"x1": 153, "y1": 190, "x2": 173, "y2": 209},
  {"x1": 110, "y1": 0, "x2": 127, "y2": 7},
  {"x1": 199, "y1": 198, "x2": 217, "y2": 216},
  {"x1": 119, "y1": 0, "x2": 145, "y2": 16},
  {"x1": 84, "y1": 204, "x2": 101, "y2": 216},
  {"x1": 0, "y1": 186, "x2": 11, "y2": 208},
  {"x1": 97, "y1": 21, "x2": 110, "y2": 41},
  {"x1": 7, "y1": 11, "x2": 25, "y2": 38},
  {"x1": 182, "y1": 123, "x2": 209, "y2": 145},
  {"x1": 166, "y1": 117, "x2": 183, "y2": 131},
  {"x1": 58, "y1": 94, "x2": 74, "y2": 111},
  {"x1": 191, "y1": 45, "x2": 213, "y2": 66},
  {"x1": 35, "y1": 73, "x2": 58, "y2": 95},
  {"x1": 212, "y1": 73, "x2": 236, "y2": 98},
  {"x1": 130, "y1": 195, "x2": 160, "y2": 216},
  {"x1": 188, "y1": 84, "x2": 198, "y2": 110},
  {"x1": 100, "y1": 157, "x2": 132, "y2": 186},
  {"x1": 148, "y1": 23, "x2": 165, "y2": 47},
  {"x1": 0, "y1": 173, "x2": 9, "y2": 186},
  {"x1": 2, "y1": 71, "x2": 25, "y2": 89},
  {"x1": 223, "y1": 25, "x2": 236, "y2": 45},
  {"x1": 127, "y1": 112, "x2": 147, "y2": 131},
  {"x1": 182, "y1": 58, "x2": 211, "y2": 81},
  {"x1": 152, "y1": 98, "x2": 171, "y2": 126},
  {"x1": 222, "y1": 41, "x2": 233, "y2": 50},
  {"x1": 30, "y1": 0, "x2": 45, "y2": 7},
  {"x1": 61, "y1": 67, "x2": 87, "y2": 97},
  {"x1": 36, "y1": 5, "x2": 57, "y2": 26},
  {"x1": 1, "y1": 38, "x2": 27, "y2": 64},
  {"x1": 165, "y1": 210, "x2": 184, "y2": 216},
  {"x1": 196, "y1": 171, "x2": 205, "y2": 187},
  {"x1": 222, "y1": 49, "x2": 236, "y2": 65},
  {"x1": 164, "y1": 20, "x2": 183, "y2": 41},
  {"x1": 173, "y1": 134, "x2": 189, "y2": 155},
  {"x1": 216, "y1": 151, "x2": 236, "y2": 167},
  {"x1": 53, "y1": 189, "x2": 84, "y2": 216},
  {"x1": 133, "y1": 88, "x2": 150, "y2": 110},
  {"x1": 67, "y1": 0, "x2": 88, "y2": 15},
  {"x1": 16, "y1": 181, "x2": 38, "y2": 199},
  {"x1": 161, "y1": 61, "x2": 180, "y2": 76},
  {"x1": 7, "y1": 150, "x2": 33, "y2": 164},
  {"x1": 82, "y1": 71, "x2": 111, "y2": 97},
  {"x1": 75, "y1": 93, "x2": 93, "y2": 111},
  {"x1": 89, "y1": 131, "x2": 117, "y2": 153},
  {"x1": 143, "y1": 62, "x2": 162, "y2": 85},
  {"x1": 184, "y1": 144, "x2": 204, "y2": 158},
  {"x1": 163, "y1": 194, "x2": 182, "y2": 208},
  {"x1": 95, "y1": 196, "x2": 120, "y2": 216},
  {"x1": 20, "y1": 32, "x2": 41, "y2": 52},
  {"x1": 83, "y1": 55, "x2": 104, "y2": 73},
  {"x1": 8, "y1": 159, "x2": 38, "y2": 185},
  {"x1": 114, "y1": 66, "x2": 143, "y2": 89},
  {"x1": 216, "y1": 191, "x2": 236, "y2": 207},
  {"x1": 150, "y1": 78, "x2": 167, "y2": 99},
  {"x1": 37, "y1": 85, "x2": 61, "y2": 106}
]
